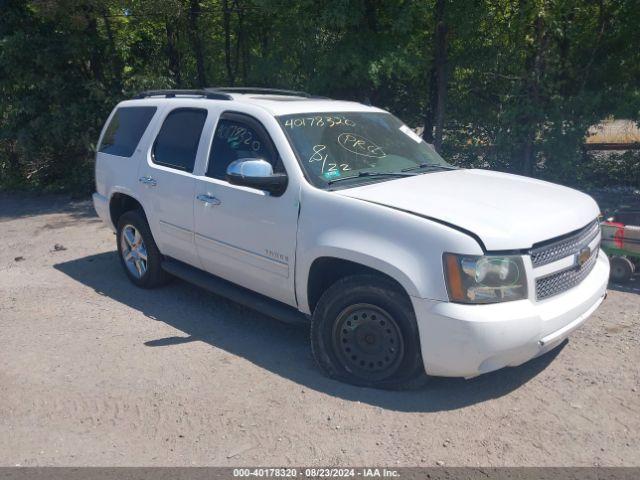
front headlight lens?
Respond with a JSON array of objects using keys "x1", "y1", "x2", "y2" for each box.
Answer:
[{"x1": 444, "y1": 253, "x2": 527, "y2": 304}]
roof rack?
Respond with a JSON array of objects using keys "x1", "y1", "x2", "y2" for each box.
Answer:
[
  {"x1": 206, "y1": 87, "x2": 314, "y2": 98},
  {"x1": 134, "y1": 89, "x2": 232, "y2": 101},
  {"x1": 134, "y1": 87, "x2": 326, "y2": 101}
]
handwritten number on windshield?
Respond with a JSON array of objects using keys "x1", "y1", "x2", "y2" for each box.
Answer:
[{"x1": 285, "y1": 116, "x2": 355, "y2": 129}]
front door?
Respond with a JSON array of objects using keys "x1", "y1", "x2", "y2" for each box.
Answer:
[
  {"x1": 138, "y1": 107, "x2": 208, "y2": 267},
  {"x1": 193, "y1": 112, "x2": 299, "y2": 306}
]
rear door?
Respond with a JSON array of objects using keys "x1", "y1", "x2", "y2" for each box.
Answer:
[
  {"x1": 138, "y1": 107, "x2": 208, "y2": 267},
  {"x1": 193, "y1": 112, "x2": 299, "y2": 306},
  {"x1": 95, "y1": 105, "x2": 158, "y2": 205}
]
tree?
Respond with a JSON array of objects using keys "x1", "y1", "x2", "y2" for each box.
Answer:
[
  {"x1": 187, "y1": 0, "x2": 207, "y2": 87},
  {"x1": 422, "y1": 0, "x2": 447, "y2": 152},
  {"x1": 1, "y1": 0, "x2": 639, "y2": 193}
]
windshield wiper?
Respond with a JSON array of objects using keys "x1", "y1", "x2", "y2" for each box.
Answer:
[
  {"x1": 326, "y1": 171, "x2": 417, "y2": 185},
  {"x1": 401, "y1": 163, "x2": 458, "y2": 173}
]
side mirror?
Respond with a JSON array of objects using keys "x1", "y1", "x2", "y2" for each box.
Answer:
[{"x1": 226, "y1": 159, "x2": 288, "y2": 196}]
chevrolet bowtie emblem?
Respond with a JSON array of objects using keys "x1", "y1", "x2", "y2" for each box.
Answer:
[{"x1": 577, "y1": 246, "x2": 591, "y2": 267}]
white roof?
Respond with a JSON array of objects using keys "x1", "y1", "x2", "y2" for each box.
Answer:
[
  {"x1": 229, "y1": 93, "x2": 383, "y2": 115},
  {"x1": 120, "y1": 92, "x2": 384, "y2": 116}
]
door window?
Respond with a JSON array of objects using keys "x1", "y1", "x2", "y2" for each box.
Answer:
[
  {"x1": 207, "y1": 115, "x2": 281, "y2": 180},
  {"x1": 99, "y1": 106, "x2": 157, "y2": 157},
  {"x1": 152, "y1": 108, "x2": 208, "y2": 172}
]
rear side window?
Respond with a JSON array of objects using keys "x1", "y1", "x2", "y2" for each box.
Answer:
[
  {"x1": 152, "y1": 108, "x2": 208, "y2": 172},
  {"x1": 99, "y1": 106, "x2": 157, "y2": 157}
]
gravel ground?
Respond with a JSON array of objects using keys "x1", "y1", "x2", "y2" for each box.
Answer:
[{"x1": 0, "y1": 193, "x2": 638, "y2": 467}]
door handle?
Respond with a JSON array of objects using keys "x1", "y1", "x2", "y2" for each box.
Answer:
[
  {"x1": 138, "y1": 176, "x2": 157, "y2": 187},
  {"x1": 196, "y1": 194, "x2": 221, "y2": 206}
]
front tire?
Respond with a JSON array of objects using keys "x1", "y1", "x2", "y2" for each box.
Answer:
[
  {"x1": 310, "y1": 274, "x2": 427, "y2": 389},
  {"x1": 116, "y1": 210, "x2": 170, "y2": 288}
]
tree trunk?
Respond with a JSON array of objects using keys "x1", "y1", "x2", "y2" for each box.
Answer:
[
  {"x1": 422, "y1": 0, "x2": 447, "y2": 152},
  {"x1": 423, "y1": 70, "x2": 436, "y2": 144},
  {"x1": 188, "y1": 0, "x2": 207, "y2": 87},
  {"x1": 520, "y1": 133, "x2": 535, "y2": 177},
  {"x1": 223, "y1": 0, "x2": 235, "y2": 85},
  {"x1": 363, "y1": 0, "x2": 378, "y2": 32},
  {"x1": 520, "y1": 13, "x2": 547, "y2": 176},
  {"x1": 233, "y1": 0, "x2": 241, "y2": 83},
  {"x1": 102, "y1": 10, "x2": 123, "y2": 92},
  {"x1": 82, "y1": 7, "x2": 104, "y2": 84},
  {"x1": 166, "y1": 20, "x2": 182, "y2": 87},
  {"x1": 237, "y1": 2, "x2": 247, "y2": 83},
  {"x1": 3, "y1": 140, "x2": 20, "y2": 177}
]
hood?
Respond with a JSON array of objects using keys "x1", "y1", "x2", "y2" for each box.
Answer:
[{"x1": 336, "y1": 169, "x2": 600, "y2": 251}]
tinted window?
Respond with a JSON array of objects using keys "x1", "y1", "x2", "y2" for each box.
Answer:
[
  {"x1": 99, "y1": 106, "x2": 157, "y2": 157},
  {"x1": 207, "y1": 117, "x2": 281, "y2": 180},
  {"x1": 152, "y1": 108, "x2": 208, "y2": 172}
]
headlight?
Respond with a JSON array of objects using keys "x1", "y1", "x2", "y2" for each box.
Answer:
[{"x1": 443, "y1": 253, "x2": 527, "y2": 304}]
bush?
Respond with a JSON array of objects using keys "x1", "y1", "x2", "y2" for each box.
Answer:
[{"x1": 578, "y1": 150, "x2": 640, "y2": 189}]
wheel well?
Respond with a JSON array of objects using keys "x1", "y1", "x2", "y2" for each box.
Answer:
[
  {"x1": 307, "y1": 257, "x2": 408, "y2": 313},
  {"x1": 109, "y1": 193, "x2": 144, "y2": 228}
]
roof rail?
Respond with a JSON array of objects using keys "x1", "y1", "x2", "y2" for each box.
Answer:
[
  {"x1": 206, "y1": 87, "x2": 313, "y2": 98},
  {"x1": 134, "y1": 89, "x2": 232, "y2": 101}
]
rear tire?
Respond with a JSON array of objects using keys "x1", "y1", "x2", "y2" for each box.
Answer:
[
  {"x1": 116, "y1": 210, "x2": 171, "y2": 288},
  {"x1": 610, "y1": 256, "x2": 634, "y2": 283},
  {"x1": 310, "y1": 274, "x2": 427, "y2": 389}
]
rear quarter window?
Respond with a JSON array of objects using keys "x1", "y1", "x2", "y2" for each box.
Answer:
[
  {"x1": 151, "y1": 108, "x2": 208, "y2": 172},
  {"x1": 99, "y1": 106, "x2": 157, "y2": 157}
]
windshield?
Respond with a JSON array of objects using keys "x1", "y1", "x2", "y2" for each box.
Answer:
[{"x1": 278, "y1": 112, "x2": 452, "y2": 188}]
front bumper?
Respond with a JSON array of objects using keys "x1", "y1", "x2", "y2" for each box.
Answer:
[{"x1": 412, "y1": 251, "x2": 609, "y2": 378}]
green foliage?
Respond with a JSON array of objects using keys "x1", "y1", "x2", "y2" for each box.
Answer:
[
  {"x1": 578, "y1": 150, "x2": 640, "y2": 189},
  {"x1": 1, "y1": 0, "x2": 639, "y2": 193}
]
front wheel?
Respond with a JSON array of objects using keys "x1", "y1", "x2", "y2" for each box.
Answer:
[{"x1": 310, "y1": 274, "x2": 427, "y2": 389}]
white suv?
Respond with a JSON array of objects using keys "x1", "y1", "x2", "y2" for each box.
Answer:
[{"x1": 93, "y1": 87, "x2": 609, "y2": 388}]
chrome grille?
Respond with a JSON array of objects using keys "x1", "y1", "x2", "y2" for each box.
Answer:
[
  {"x1": 535, "y1": 247, "x2": 599, "y2": 300},
  {"x1": 530, "y1": 220, "x2": 600, "y2": 267}
]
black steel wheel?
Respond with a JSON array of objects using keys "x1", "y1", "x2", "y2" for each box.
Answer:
[
  {"x1": 332, "y1": 304, "x2": 405, "y2": 382},
  {"x1": 311, "y1": 274, "x2": 427, "y2": 389}
]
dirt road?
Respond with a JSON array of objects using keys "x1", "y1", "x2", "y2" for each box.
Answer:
[{"x1": 0, "y1": 193, "x2": 638, "y2": 466}]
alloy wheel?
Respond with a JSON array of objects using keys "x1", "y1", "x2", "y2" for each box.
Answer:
[{"x1": 120, "y1": 224, "x2": 148, "y2": 278}]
